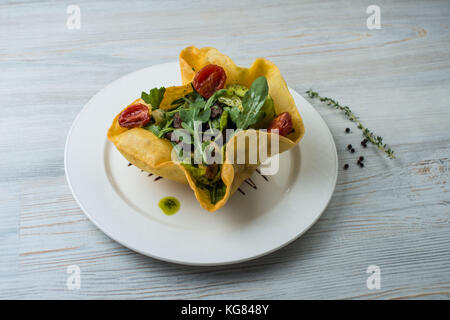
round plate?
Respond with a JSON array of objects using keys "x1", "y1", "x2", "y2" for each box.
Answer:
[{"x1": 65, "y1": 62, "x2": 338, "y2": 266}]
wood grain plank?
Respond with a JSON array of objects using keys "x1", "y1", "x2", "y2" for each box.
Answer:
[{"x1": 1, "y1": 0, "x2": 449, "y2": 299}]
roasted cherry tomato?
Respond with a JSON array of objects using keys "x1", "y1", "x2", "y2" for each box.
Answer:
[
  {"x1": 192, "y1": 64, "x2": 227, "y2": 99},
  {"x1": 268, "y1": 112, "x2": 293, "y2": 136},
  {"x1": 118, "y1": 103, "x2": 150, "y2": 129}
]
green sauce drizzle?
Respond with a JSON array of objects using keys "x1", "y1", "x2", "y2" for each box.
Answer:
[{"x1": 158, "y1": 197, "x2": 180, "y2": 215}]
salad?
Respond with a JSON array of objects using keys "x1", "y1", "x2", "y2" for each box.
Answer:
[{"x1": 107, "y1": 46, "x2": 305, "y2": 212}]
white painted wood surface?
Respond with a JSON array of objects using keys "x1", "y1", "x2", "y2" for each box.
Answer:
[{"x1": 1, "y1": 0, "x2": 449, "y2": 299}]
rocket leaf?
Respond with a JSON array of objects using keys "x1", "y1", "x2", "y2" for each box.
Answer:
[{"x1": 229, "y1": 76, "x2": 268, "y2": 130}]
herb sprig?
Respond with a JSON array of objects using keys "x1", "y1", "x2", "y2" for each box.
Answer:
[
  {"x1": 306, "y1": 89, "x2": 395, "y2": 159},
  {"x1": 141, "y1": 87, "x2": 165, "y2": 109}
]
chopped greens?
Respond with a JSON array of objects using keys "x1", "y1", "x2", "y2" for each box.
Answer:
[
  {"x1": 229, "y1": 76, "x2": 269, "y2": 130},
  {"x1": 204, "y1": 89, "x2": 227, "y2": 110},
  {"x1": 179, "y1": 94, "x2": 212, "y2": 128},
  {"x1": 182, "y1": 163, "x2": 226, "y2": 204},
  {"x1": 179, "y1": 94, "x2": 212, "y2": 163},
  {"x1": 144, "y1": 119, "x2": 174, "y2": 138},
  {"x1": 140, "y1": 77, "x2": 274, "y2": 205},
  {"x1": 251, "y1": 95, "x2": 275, "y2": 129}
]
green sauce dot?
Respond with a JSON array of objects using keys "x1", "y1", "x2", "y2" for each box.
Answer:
[{"x1": 158, "y1": 197, "x2": 180, "y2": 215}]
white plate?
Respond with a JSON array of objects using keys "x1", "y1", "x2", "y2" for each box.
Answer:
[{"x1": 65, "y1": 62, "x2": 338, "y2": 266}]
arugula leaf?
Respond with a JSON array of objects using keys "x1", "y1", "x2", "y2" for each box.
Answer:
[
  {"x1": 141, "y1": 87, "x2": 166, "y2": 109},
  {"x1": 176, "y1": 88, "x2": 232, "y2": 165},
  {"x1": 204, "y1": 89, "x2": 227, "y2": 110},
  {"x1": 171, "y1": 89, "x2": 231, "y2": 204},
  {"x1": 144, "y1": 124, "x2": 162, "y2": 137},
  {"x1": 144, "y1": 119, "x2": 174, "y2": 138},
  {"x1": 181, "y1": 122, "x2": 194, "y2": 135},
  {"x1": 178, "y1": 95, "x2": 210, "y2": 163},
  {"x1": 179, "y1": 95, "x2": 211, "y2": 128},
  {"x1": 229, "y1": 76, "x2": 268, "y2": 130},
  {"x1": 250, "y1": 95, "x2": 275, "y2": 129}
]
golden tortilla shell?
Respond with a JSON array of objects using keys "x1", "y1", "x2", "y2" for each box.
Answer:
[
  {"x1": 159, "y1": 83, "x2": 193, "y2": 111},
  {"x1": 108, "y1": 46, "x2": 305, "y2": 212}
]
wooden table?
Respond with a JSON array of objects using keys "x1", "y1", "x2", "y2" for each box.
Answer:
[{"x1": 1, "y1": 0, "x2": 449, "y2": 299}]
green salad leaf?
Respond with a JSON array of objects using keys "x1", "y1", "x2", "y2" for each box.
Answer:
[
  {"x1": 204, "y1": 89, "x2": 227, "y2": 110},
  {"x1": 250, "y1": 95, "x2": 275, "y2": 129},
  {"x1": 144, "y1": 119, "x2": 173, "y2": 138},
  {"x1": 178, "y1": 95, "x2": 211, "y2": 163},
  {"x1": 229, "y1": 76, "x2": 269, "y2": 130},
  {"x1": 145, "y1": 124, "x2": 162, "y2": 137},
  {"x1": 179, "y1": 95, "x2": 210, "y2": 127},
  {"x1": 141, "y1": 87, "x2": 166, "y2": 109}
]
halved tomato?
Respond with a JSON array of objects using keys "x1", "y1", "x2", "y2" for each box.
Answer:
[
  {"x1": 118, "y1": 103, "x2": 150, "y2": 128},
  {"x1": 192, "y1": 64, "x2": 226, "y2": 99}
]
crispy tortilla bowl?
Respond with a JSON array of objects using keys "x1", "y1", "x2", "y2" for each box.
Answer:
[{"x1": 107, "y1": 46, "x2": 305, "y2": 212}]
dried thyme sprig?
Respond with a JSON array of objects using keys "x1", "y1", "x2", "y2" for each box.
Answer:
[{"x1": 306, "y1": 89, "x2": 395, "y2": 159}]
